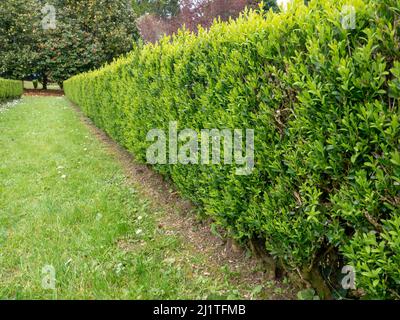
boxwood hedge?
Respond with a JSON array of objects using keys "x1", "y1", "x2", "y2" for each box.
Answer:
[
  {"x1": 65, "y1": 0, "x2": 400, "y2": 299},
  {"x1": 0, "y1": 78, "x2": 23, "y2": 101}
]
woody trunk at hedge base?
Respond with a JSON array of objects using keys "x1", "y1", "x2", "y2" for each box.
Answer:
[{"x1": 64, "y1": 0, "x2": 400, "y2": 299}]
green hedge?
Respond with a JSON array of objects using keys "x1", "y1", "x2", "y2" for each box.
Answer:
[
  {"x1": 0, "y1": 78, "x2": 23, "y2": 101},
  {"x1": 65, "y1": 0, "x2": 400, "y2": 299}
]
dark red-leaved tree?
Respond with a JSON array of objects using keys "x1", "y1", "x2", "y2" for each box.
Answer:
[{"x1": 137, "y1": 0, "x2": 277, "y2": 43}]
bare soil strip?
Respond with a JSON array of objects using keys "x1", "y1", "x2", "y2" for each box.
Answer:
[{"x1": 24, "y1": 89, "x2": 64, "y2": 97}]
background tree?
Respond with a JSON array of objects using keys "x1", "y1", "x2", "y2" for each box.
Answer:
[
  {"x1": 37, "y1": 0, "x2": 139, "y2": 88},
  {"x1": 136, "y1": 0, "x2": 278, "y2": 43},
  {"x1": 0, "y1": 0, "x2": 40, "y2": 79},
  {"x1": 262, "y1": 0, "x2": 279, "y2": 10},
  {"x1": 131, "y1": 0, "x2": 180, "y2": 17},
  {"x1": 0, "y1": 0, "x2": 139, "y2": 88}
]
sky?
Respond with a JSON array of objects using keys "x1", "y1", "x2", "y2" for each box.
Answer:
[{"x1": 277, "y1": 0, "x2": 292, "y2": 10}]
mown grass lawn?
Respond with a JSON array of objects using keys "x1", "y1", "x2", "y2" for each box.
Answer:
[{"x1": 0, "y1": 96, "x2": 258, "y2": 299}]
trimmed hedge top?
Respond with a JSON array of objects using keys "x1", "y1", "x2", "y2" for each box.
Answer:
[
  {"x1": 65, "y1": 0, "x2": 400, "y2": 299},
  {"x1": 0, "y1": 78, "x2": 23, "y2": 101}
]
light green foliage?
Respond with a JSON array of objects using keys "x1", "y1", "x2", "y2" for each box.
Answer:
[
  {"x1": 0, "y1": 78, "x2": 23, "y2": 101},
  {"x1": 65, "y1": 0, "x2": 400, "y2": 299}
]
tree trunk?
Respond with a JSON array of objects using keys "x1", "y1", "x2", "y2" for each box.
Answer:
[{"x1": 42, "y1": 73, "x2": 48, "y2": 90}]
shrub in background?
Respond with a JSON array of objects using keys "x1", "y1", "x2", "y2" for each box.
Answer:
[
  {"x1": 0, "y1": 78, "x2": 23, "y2": 101},
  {"x1": 65, "y1": 0, "x2": 400, "y2": 299}
]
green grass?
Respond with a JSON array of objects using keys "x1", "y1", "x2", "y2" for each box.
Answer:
[{"x1": 0, "y1": 96, "x2": 261, "y2": 300}]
